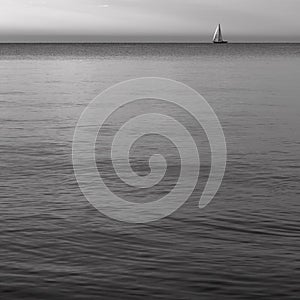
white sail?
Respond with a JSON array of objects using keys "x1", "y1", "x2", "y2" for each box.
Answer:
[
  {"x1": 213, "y1": 25, "x2": 219, "y2": 42},
  {"x1": 213, "y1": 24, "x2": 226, "y2": 43},
  {"x1": 218, "y1": 24, "x2": 223, "y2": 41}
]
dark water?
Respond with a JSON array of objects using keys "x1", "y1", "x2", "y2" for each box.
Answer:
[{"x1": 1, "y1": 44, "x2": 300, "y2": 299}]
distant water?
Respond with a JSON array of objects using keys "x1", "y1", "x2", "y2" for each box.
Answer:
[{"x1": 1, "y1": 44, "x2": 300, "y2": 299}]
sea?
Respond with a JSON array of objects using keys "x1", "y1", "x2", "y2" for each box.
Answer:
[{"x1": 1, "y1": 43, "x2": 300, "y2": 299}]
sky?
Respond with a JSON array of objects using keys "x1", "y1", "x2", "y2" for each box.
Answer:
[{"x1": 0, "y1": 0, "x2": 299, "y2": 42}]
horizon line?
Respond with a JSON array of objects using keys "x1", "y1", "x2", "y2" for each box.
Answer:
[{"x1": 0, "y1": 41, "x2": 299, "y2": 44}]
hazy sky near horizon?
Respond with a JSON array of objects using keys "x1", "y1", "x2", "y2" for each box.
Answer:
[{"x1": 0, "y1": 0, "x2": 299, "y2": 42}]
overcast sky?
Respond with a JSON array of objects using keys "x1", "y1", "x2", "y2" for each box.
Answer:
[{"x1": 0, "y1": 0, "x2": 299, "y2": 42}]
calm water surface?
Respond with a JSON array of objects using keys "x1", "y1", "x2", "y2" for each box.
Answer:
[{"x1": 1, "y1": 44, "x2": 300, "y2": 299}]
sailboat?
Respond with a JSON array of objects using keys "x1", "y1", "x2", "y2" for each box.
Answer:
[{"x1": 213, "y1": 24, "x2": 228, "y2": 44}]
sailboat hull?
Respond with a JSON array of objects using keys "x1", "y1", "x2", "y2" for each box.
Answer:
[{"x1": 213, "y1": 41, "x2": 228, "y2": 44}]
